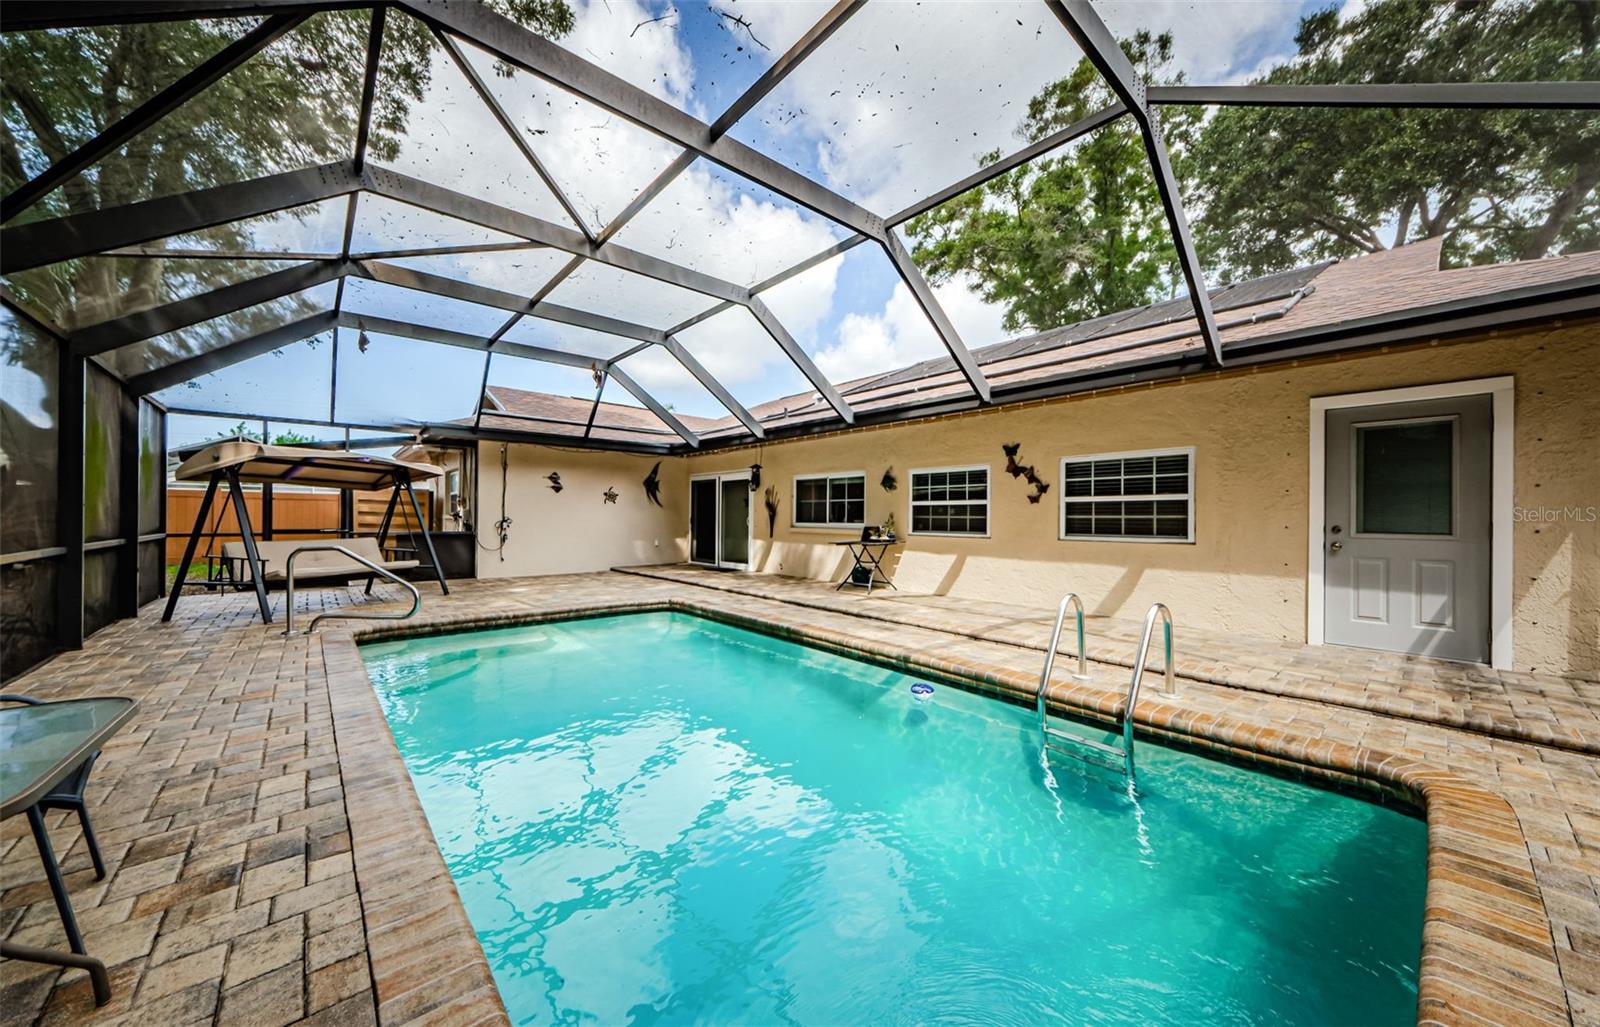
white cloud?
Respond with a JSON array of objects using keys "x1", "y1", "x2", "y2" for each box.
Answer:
[
  {"x1": 747, "y1": 4, "x2": 1078, "y2": 214},
  {"x1": 608, "y1": 160, "x2": 844, "y2": 286},
  {"x1": 931, "y1": 272, "x2": 1010, "y2": 351},
  {"x1": 813, "y1": 281, "x2": 948, "y2": 383},
  {"x1": 556, "y1": 0, "x2": 699, "y2": 114},
  {"x1": 1096, "y1": 1, "x2": 1306, "y2": 85},
  {"x1": 459, "y1": 31, "x2": 687, "y2": 234}
]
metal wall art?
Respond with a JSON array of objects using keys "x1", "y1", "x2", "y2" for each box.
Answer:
[
  {"x1": 643, "y1": 461, "x2": 663, "y2": 507},
  {"x1": 1002, "y1": 443, "x2": 1050, "y2": 504}
]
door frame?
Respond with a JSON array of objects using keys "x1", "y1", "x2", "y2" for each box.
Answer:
[
  {"x1": 1307, "y1": 376, "x2": 1513, "y2": 669},
  {"x1": 689, "y1": 470, "x2": 752, "y2": 570}
]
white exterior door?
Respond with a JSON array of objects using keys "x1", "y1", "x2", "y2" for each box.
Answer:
[{"x1": 1323, "y1": 395, "x2": 1492, "y2": 662}]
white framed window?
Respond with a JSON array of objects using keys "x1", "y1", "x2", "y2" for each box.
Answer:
[
  {"x1": 793, "y1": 472, "x2": 865, "y2": 528},
  {"x1": 909, "y1": 465, "x2": 989, "y2": 536},
  {"x1": 1060, "y1": 447, "x2": 1195, "y2": 543}
]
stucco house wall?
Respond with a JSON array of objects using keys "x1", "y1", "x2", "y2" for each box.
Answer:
[
  {"x1": 474, "y1": 442, "x2": 688, "y2": 577},
  {"x1": 681, "y1": 321, "x2": 1599, "y2": 677}
]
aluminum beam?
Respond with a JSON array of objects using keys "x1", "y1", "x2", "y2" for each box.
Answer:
[
  {"x1": 70, "y1": 259, "x2": 347, "y2": 355},
  {"x1": 606, "y1": 365, "x2": 699, "y2": 447},
  {"x1": 747, "y1": 297, "x2": 853, "y2": 423},
  {"x1": 361, "y1": 165, "x2": 751, "y2": 304},
  {"x1": 335, "y1": 311, "x2": 609, "y2": 370},
  {"x1": 162, "y1": 405, "x2": 408, "y2": 433},
  {"x1": 582, "y1": 372, "x2": 607, "y2": 438},
  {"x1": 352, "y1": 7, "x2": 387, "y2": 172},
  {"x1": 103, "y1": 246, "x2": 336, "y2": 260},
  {"x1": 0, "y1": 1, "x2": 360, "y2": 30},
  {"x1": 882, "y1": 232, "x2": 990, "y2": 401},
  {"x1": 1, "y1": 14, "x2": 308, "y2": 221},
  {"x1": 126, "y1": 309, "x2": 338, "y2": 394},
  {"x1": 1, "y1": 161, "x2": 360, "y2": 274},
  {"x1": 352, "y1": 259, "x2": 666, "y2": 343},
  {"x1": 397, "y1": 0, "x2": 886, "y2": 241},
  {"x1": 659, "y1": 336, "x2": 764, "y2": 438},
  {"x1": 1146, "y1": 82, "x2": 1600, "y2": 110},
  {"x1": 1044, "y1": 0, "x2": 1224, "y2": 367}
]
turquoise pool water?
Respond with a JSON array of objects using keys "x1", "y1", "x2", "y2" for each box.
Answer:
[{"x1": 363, "y1": 612, "x2": 1426, "y2": 1026}]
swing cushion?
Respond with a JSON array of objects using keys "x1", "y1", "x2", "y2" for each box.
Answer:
[{"x1": 219, "y1": 537, "x2": 420, "y2": 583}]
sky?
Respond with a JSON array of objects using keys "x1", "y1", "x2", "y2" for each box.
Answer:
[{"x1": 158, "y1": 0, "x2": 1334, "y2": 444}]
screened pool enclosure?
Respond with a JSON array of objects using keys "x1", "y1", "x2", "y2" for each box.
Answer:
[{"x1": 1, "y1": 0, "x2": 1594, "y2": 669}]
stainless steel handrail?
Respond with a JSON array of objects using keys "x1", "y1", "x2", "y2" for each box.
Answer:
[
  {"x1": 1035, "y1": 593, "x2": 1091, "y2": 726},
  {"x1": 1119, "y1": 603, "x2": 1176, "y2": 779},
  {"x1": 282, "y1": 545, "x2": 421, "y2": 636}
]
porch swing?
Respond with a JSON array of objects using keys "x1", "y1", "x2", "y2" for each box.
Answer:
[{"x1": 161, "y1": 440, "x2": 450, "y2": 625}]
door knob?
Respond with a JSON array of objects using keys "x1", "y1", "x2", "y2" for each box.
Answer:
[{"x1": 1329, "y1": 541, "x2": 1343, "y2": 552}]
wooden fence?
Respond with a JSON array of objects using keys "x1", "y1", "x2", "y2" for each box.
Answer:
[{"x1": 165, "y1": 486, "x2": 429, "y2": 564}]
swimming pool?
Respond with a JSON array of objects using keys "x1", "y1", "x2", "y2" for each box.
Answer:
[{"x1": 363, "y1": 611, "x2": 1426, "y2": 1026}]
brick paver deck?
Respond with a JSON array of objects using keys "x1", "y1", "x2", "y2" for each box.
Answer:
[
  {"x1": 2, "y1": 571, "x2": 1597, "y2": 1027},
  {"x1": 622, "y1": 563, "x2": 1600, "y2": 755}
]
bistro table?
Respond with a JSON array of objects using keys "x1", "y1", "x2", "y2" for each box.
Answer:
[
  {"x1": 834, "y1": 538, "x2": 902, "y2": 594},
  {"x1": 1, "y1": 696, "x2": 137, "y2": 1006}
]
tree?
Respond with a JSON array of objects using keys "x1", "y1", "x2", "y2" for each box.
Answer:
[
  {"x1": 1, "y1": 2, "x2": 572, "y2": 339},
  {"x1": 905, "y1": 33, "x2": 1195, "y2": 334},
  {"x1": 1189, "y1": 0, "x2": 1599, "y2": 279},
  {"x1": 205, "y1": 421, "x2": 315, "y2": 446},
  {"x1": 907, "y1": 2, "x2": 1597, "y2": 331}
]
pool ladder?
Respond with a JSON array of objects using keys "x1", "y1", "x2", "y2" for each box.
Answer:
[{"x1": 1037, "y1": 597, "x2": 1177, "y2": 784}]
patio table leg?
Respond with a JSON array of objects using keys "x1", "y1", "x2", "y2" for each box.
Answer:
[{"x1": 25, "y1": 804, "x2": 86, "y2": 955}]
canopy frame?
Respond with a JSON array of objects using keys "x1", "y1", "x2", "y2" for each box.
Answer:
[{"x1": 3, "y1": 0, "x2": 1594, "y2": 457}]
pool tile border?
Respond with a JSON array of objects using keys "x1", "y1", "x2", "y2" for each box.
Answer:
[{"x1": 333, "y1": 598, "x2": 1570, "y2": 1027}]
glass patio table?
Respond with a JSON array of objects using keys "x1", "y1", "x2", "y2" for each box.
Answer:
[{"x1": 1, "y1": 696, "x2": 137, "y2": 1006}]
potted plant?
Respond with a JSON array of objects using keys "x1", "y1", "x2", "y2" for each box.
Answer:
[{"x1": 881, "y1": 512, "x2": 897, "y2": 541}]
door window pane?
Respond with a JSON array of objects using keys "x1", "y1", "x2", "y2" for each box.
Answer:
[
  {"x1": 1356, "y1": 419, "x2": 1454, "y2": 535},
  {"x1": 690, "y1": 479, "x2": 717, "y2": 563},
  {"x1": 720, "y1": 479, "x2": 749, "y2": 566}
]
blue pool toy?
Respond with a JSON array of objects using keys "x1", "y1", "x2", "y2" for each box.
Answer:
[{"x1": 910, "y1": 682, "x2": 935, "y2": 701}]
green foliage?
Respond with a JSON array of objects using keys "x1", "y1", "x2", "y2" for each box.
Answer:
[
  {"x1": 0, "y1": 2, "x2": 572, "y2": 339},
  {"x1": 1191, "y1": 0, "x2": 1600, "y2": 280},
  {"x1": 907, "y1": 1, "x2": 1598, "y2": 330},
  {"x1": 907, "y1": 33, "x2": 1194, "y2": 334},
  {"x1": 205, "y1": 421, "x2": 316, "y2": 445}
]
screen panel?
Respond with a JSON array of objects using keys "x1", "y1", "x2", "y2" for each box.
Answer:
[
  {"x1": 729, "y1": 3, "x2": 1088, "y2": 215},
  {"x1": 1, "y1": 17, "x2": 266, "y2": 220},
  {"x1": 1, "y1": 307, "x2": 61, "y2": 554},
  {"x1": 84, "y1": 363, "x2": 122, "y2": 543},
  {"x1": 154, "y1": 332, "x2": 334, "y2": 423},
  {"x1": 21, "y1": 12, "x2": 366, "y2": 218},
  {"x1": 100, "y1": 280, "x2": 337, "y2": 379}
]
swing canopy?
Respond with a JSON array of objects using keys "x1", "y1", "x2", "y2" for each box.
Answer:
[{"x1": 173, "y1": 441, "x2": 444, "y2": 492}]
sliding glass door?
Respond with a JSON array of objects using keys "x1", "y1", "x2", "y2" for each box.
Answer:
[{"x1": 689, "y1": 473, "x2": 750, "y2": 569}]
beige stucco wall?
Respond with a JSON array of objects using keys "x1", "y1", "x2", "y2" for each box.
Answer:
[
  {"x1": 474, "y1": 442, "x2": 687, "y2": 577},
  {"x1": 681, "y1": 321, "x2": 1599, "y2": 677}
]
